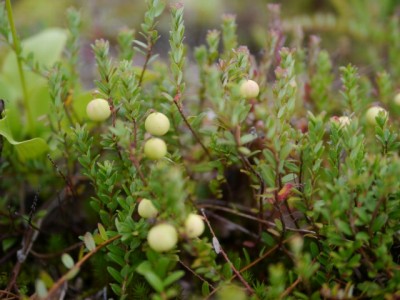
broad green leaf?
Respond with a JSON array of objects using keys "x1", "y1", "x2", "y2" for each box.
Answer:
[
  {"x1": 1, "y1": 28, "x2": 67, "y2": 137},
  {"x1": 2, "y1": 28, "x2": 65, "y2": 102},
  {"x1": 19, "y1": 84, "x2": 52, "y2": 137},
  {"x1": 2, "y1": 28, "x2": 68, "y2": 82},
  {"x1": 72, "y1": 91, "x2": 92, "y2": 121},
  {"x1": 0, "y1": 114, "x2": 49, "y2": 160},
  {"x1": 0, "y1": 75, "x2": 14, "y2": 100}
]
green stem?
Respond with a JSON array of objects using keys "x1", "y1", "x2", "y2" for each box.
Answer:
[{"x1": 5, "y1": 0, "x2": 34, "y2": 133}]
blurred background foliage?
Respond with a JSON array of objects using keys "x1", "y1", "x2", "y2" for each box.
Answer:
[{"x1": 3, "y1": 0, "x2": 400, "y2": 72}]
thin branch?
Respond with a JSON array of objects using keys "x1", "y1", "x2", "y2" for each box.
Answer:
[
  {"x1": 206, "y1": 211, "x2": 259, "y2": 239},
  {"x1": 129, "y1": 148, "x2": 148, "y2": 187},
  {"x1": 198, "y1": 203, "x2": 317, "y2": 235},
  {"x1": 0, "y1": 289, "x2": 20, "y2": 300},
  {"x1": 279, "y1": 276, "x2": 302, "y2": 299},
  {"x1": 178, "y1": 259, "x2": 216, "y2": 290},
  {"x1": 201, "y1": 209, "x2": 254, "y2": 295},
  {"x1": 138, "y1": 43, "x2": 154, "y2": 87},
  {"x1": 5, "y1": 0, "x2": 33, "y2": 131},
  {"x1": 233, "y1": 125, "x2": 266, "y2": 237},
  {"x1": 44, "y1": 235, "x2": 121, "y2": 299},
  {"x1": 173, "y1": 92, "x2": 212, "y2": 159},
  {"x1": 31, "y1": 242, "x2": 83, "y2": 259},
  {"x1": 47, "y1": 154, "x2": 78, "y2": 201}
]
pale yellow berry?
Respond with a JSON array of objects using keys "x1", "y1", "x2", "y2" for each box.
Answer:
[
  {"x1": 394, "y1": 93, "x2": 400, "y2": 106},
  {"x1": 86, "y1": 98, "x2": 111, "y2": 121},
  {"x1": 147, "y1": 223, "x2": 178, "y2": 252},
  {"x1": 138, "y1": 199, "x2": 158, "y2": 218},
  {"x1": 184, "y1": 213, "x2": 205, "y2": 238},
  {"x1": 145, "y1": 112, "x2": 170, "y2": 136},
  {"x1": 240, "y1": 80, "x2": 260, "y2": 99},
  {"x1": 366, "y1": 106, "x2": 387, "y2": 125},
  {"x1": 144, "y1": 138, "x2": 167, "y2": 160}
]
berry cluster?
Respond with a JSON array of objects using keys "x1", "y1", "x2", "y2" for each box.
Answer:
[
  {"x1": 139, "y1": 197, "x2": 205, "y2": 252},
  {"x1": 143, "y1": 112, "x2": 170, "y2": 160}
]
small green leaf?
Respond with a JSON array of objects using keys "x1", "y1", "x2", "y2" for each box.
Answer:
[
  {"x1": 110, "y1": 283, "x2": 122, "y2": 296},
  {"x1": 2, "y1": 237, "x2": 17, "y2": 252},
  {"x1": 98, "y1": 223, "x2": 108, "y2": 240},
  {"x1": 107, "y1": 266, "x2": 124, "y2": 283},
  {"x1": 274, "y1": 219, "x2": 283, "y2": 232},
  {"x1": 163, "y1": 270, "x2": 184, "y2": 288},
  {"x1": 309, "y1": 241, "x2": 319, "y2": 258},
  {"x1": 222, "y1": 263, "x2": 232, "y2": 279},
  {"x1": 335, "y1": 219, "x2": 352, "y2": 236},
  {"x1": 61, "y1": 253, "x2": 74, "y2": 269},
  {"x1": 162, "y1": 92, "x2": 174, "y2": 102},
  {"x1": 156, "y1": 257, "x2": 171, "y2": 278},
  {"x1": 371, "y1": 214, "x2": 388, "y2": 232},
  {"x1": 239, "y1": 133, "x2": 257, "y2": 145},
  {"x1": 107, "y1": 252, "x2": 125, "y2": 267},
  {"x1": 136, "y1": 261, "x2": 164, "y2": 293},
  {"x1": 83, "y1": 232, "x2": 96, "y2": 251},
  {"x1": 35, "y1": 279, "x2": 48, "y2": 298},
  {"x1": 39, "y1": 271, "x2": 54, "y2": 288},
  {"x1": 202, "y1": 282, "x2": 210, "y2": 297}
]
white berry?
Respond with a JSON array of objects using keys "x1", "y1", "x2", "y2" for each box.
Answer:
[
  {"x1": 145, "y1": 112, "x2": 170, "y2": 136},
  {"x1": 138, "y1": 199, "x2": 158, "y2": 218},
  {"x1": 144, "y1": 138, "x2": 167, "y2": 160},
  {"x1": 147, "y1": 223, "x2": 178, "y2": 252},
  {"x1": 366, "y1": 106, "x2": 387, "y2": 125},
  {"x1": 184, "y1": 213, "x2": 205, "y2": 238},
  {"x1": 240, "y1": 80, "x2": 260, "y2": 99},
  {"x1": 86, "y1": 98, "x2": 111, "y2": 122}
]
